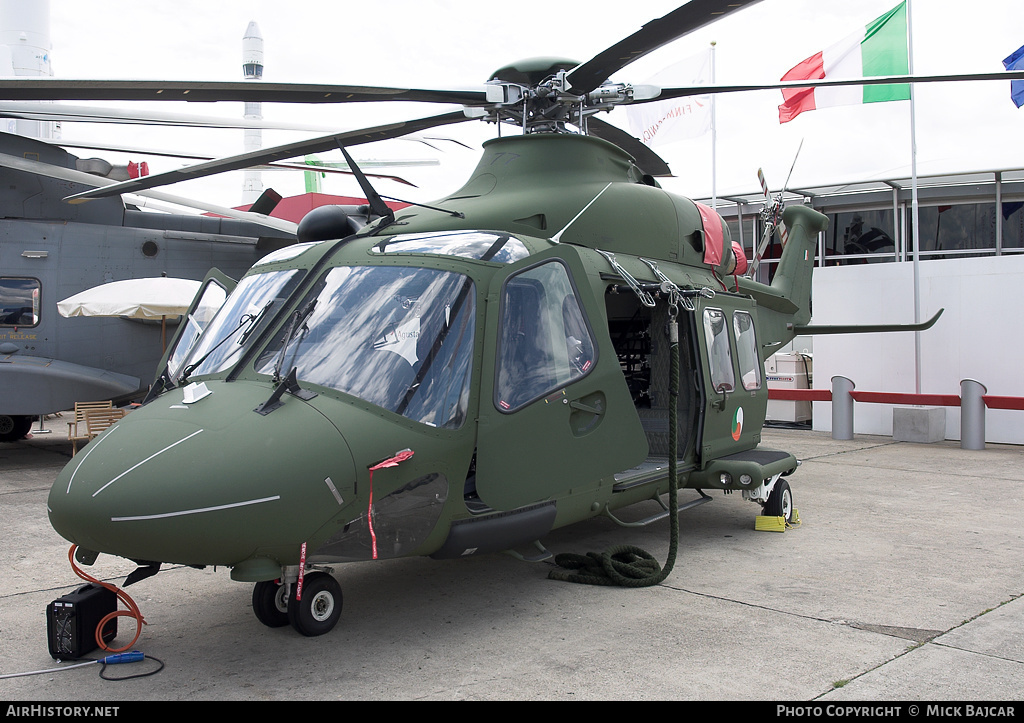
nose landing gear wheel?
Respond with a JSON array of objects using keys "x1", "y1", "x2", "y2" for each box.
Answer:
[
  {"x1": 763, "y1": 478, "x2": 794, "y2": 524},
  {"x1": 287, "y1": 571, "x2": 343, "y2": 637},
  {"x1": 252, "y1": 580, "x2": 290, "y2": 628}
]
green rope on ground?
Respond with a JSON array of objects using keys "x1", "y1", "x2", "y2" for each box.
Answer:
[{"x1": 548, "y1": 313, "x2": 680, "y2": 587}]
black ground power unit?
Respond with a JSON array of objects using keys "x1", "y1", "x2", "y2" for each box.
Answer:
[{"x1": 46, "y1": 583, "x2": 118, "y2": 659}]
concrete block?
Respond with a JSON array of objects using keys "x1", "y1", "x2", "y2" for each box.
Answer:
[{"x1": 893, "y1": 406, "x2": 946, "y2": 443}]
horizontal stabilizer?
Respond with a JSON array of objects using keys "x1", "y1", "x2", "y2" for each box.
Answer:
[{"x1": 794, "y1": 309, "x2": 943, "y2": 335}]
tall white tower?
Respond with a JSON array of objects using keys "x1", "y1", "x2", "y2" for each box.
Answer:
[
  {"x1": 0, "y1": 0, "x2": 57, "y2": 139},
  {"x1": 241, "y1": 21, "x2": 263, "y2": 205}
]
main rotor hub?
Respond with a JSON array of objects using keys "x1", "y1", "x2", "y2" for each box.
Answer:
[
  {"x1": 488, "y1": 57, "x2": 579, "y2": 87},
  {"x1": 485, "y1": 56, "x2": 634, "y2": 136}
]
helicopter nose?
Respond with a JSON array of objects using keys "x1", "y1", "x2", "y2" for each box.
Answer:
[{"x1": 48, "y1": 381, "x2": 356, "y2": 567}]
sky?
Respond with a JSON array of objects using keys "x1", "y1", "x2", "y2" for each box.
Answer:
[{"x1": 30, "y1": 0, "x2": 1024, "y2": 213}]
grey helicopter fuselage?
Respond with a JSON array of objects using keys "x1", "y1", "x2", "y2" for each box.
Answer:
[{"x1": 0, "y1": 131, "x2": 294, "y2": 440}]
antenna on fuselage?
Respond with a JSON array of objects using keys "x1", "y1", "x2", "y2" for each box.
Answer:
[
  {"x1": 339, "y1": 147, "x2": 395, "y2": 230},
  {"x1": 549, "y1": 182, "x2": 613, "y2": 244}
]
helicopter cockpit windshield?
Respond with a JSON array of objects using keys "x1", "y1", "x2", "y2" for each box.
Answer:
[
  {"x1": 255, "y1": 265, "x2": 476, "y2": 430},
  {"x1": 176, "y1": 269, "x2": 305, "y2": 383}
]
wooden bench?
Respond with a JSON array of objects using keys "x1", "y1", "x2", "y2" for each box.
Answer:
[
  {"x1": 69, "y1": 402, "x2": 125, "y2": 455},
  {"x1": 68, "y1": 401, "x2": 111, "y2": 453}
]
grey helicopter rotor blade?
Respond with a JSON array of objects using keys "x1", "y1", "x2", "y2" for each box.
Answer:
[
  {"x1": 65, "y1": 110, "x2": 474, "y2": 203},
  {"x1": 0, "y1": 149, "x2": 297, "y2": 234},
  {"x1": 0, "y1": 101, "x2": 337, "y2": 131},
  {"x1": 0, "y1": 78, "x2": 491, "y2": 107},
  {"x1": 564, "y1": 0, "x2": 763, "y2": 96},
  {"x1": 586, "y1": 117, "x2": 672, "y2": 177},
  {"x1": 44, "y1": 138, "x2": 432, "y2": 187}
]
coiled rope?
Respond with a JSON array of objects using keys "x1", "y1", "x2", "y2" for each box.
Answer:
[{"x1": 548, "y1": 305, "x2": 681, "y2": 587}]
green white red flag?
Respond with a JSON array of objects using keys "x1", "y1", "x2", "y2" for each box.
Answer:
[{"x1": 778, "y1": 2, "x2": 910, "y2": 123}]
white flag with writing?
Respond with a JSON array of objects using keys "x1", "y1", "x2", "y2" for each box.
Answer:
[{"x1": 627, "y1": 48, "x2": 712, "y2": 147}]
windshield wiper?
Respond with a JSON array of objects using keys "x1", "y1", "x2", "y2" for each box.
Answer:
[
  {"x1": 179, "y1": 300, "x2": 273, "y2": 385},
  {"x1": 255, "y1": 299, "x2": 320, "y2": 415},
  {"x1": 271, "y1": 298, "x2": 317, "y2": 384}
]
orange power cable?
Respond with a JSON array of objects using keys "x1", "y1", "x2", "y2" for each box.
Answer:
[{"x1": 67, "y1": 545, "x2": 147, "y2": 653}]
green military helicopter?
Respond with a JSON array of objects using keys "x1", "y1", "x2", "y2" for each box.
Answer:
[{"x1": 41, "y1": 0, "x2": 966, "y2": 637}]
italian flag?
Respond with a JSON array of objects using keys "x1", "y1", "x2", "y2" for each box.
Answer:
[{"x1": 778, "y1": 1, "x2": 909, "y2": 123}]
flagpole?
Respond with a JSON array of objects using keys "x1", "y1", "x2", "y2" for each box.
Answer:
[
  {"x1": 907, "y1": 0, "x2": 922, "y2": 395},
  {"x1": 710, "y1": 41, "x2": 717, "y2": 210}
]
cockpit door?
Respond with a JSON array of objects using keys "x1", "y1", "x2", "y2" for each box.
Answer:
[
  {"x1": 153, "y1": 269, "x2": 236, "y2": 384},
  {"x1": 474, "y1": 247, "x2": 648, "y2": 511}
]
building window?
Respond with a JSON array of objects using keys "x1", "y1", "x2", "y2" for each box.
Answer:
[
  {"x1": 824, "y1": 209, "x2": 897, "y2": 265},
  {"x1": 0, "y1": 277, "x2": 40, "y2": 327},
  {"x1": 1002, "y1": 202, "x2": 1024, "y2": 250},
  {"x1": 917, "y1": 203, "x2": 998, "y2": 256}
]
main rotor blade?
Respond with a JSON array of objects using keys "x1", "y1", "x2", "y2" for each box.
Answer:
[
  {"x1": 643, "y1": 69, "x2": 1024, "y2": 102},
  {"x1": 0, "y1": 79, "x2": 490, "y2": 106},
  {"x1": 65, "y1": 110, "x2": 473, "y2": 203},
  {"x1": 565, "y1": 0, "x2": 763, "y2": 95},
  {"x1": 586, "y1": 117, "x2": 672, "y2": 177}
]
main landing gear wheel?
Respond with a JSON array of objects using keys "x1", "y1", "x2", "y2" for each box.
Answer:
[
  {"x1": 0, "y1": 414, "x2": 32, "y2": 442},
  {"x1": 252, "y1": 580, "x2": 290, "y2": 628},
  {"x1": 763, "y1": 478, "x2": 794, "y2": 524},
  {"x1": 287, "y1": 571, "x2": 343, "y2": 637}
]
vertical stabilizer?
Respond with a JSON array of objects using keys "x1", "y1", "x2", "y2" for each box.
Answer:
[{"x1": 768, "y1": 205, "x2": 828, "y2": 329}]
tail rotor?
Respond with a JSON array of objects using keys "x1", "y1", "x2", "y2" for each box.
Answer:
[{"x1": 748, "y1": 140, "x2": 803, "y2": 279}]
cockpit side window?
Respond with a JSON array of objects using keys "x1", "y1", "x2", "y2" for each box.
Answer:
[
  {"x1": 166, "y1": 281, "x2": 228, "y2": 379},
  {"x1": 179, "y1": 269, "x2": 303, "y2": 380},
  {"x1": 495, "y1": 260, "x2": 596, "y2": 412}
]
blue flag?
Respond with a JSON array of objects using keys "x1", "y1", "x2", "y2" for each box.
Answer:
[{"x1": 1003, "y1": 44, "x2": 1024, "y2": 108}]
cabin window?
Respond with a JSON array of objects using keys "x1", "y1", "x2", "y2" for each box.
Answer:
[
  {"x1": 733, "y1": 311, "x2": 761, "y2": 391},
  {"x1": 495, "y1": 260, "x2": 595, "y2": 412},
  {"x1": 255, "y1": 266, "x2": 476, "y2": 430},
  {"x1": 0, "y1": 277, "x2": 40, "y2": 327},
  {"x1": 702, "y1": 308, "x2": 734, "y2": 393}
]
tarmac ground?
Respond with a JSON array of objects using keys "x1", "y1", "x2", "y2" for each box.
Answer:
[{"x1": 0, "y1": 415, "x2": 1022, "y2": 703}]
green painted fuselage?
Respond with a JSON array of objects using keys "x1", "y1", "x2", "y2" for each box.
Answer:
[{"x1": 49, "y1": 133, "x2": 828, "y2": 581}]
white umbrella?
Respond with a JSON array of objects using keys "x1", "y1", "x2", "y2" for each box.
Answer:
[{"x1": 58, "y1": 277, "x2": 202, "y2": 350}]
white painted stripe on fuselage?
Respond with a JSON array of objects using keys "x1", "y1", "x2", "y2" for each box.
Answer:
[
  {"x1": 92, "y1": 428, "x2": 204, "y2": 497},
  {"x1": 66, "y1": 424, "x2": 119, "y2": 494},
  {"x1": 111, "y1": 495, "x2": 281, "y2": 522}
]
